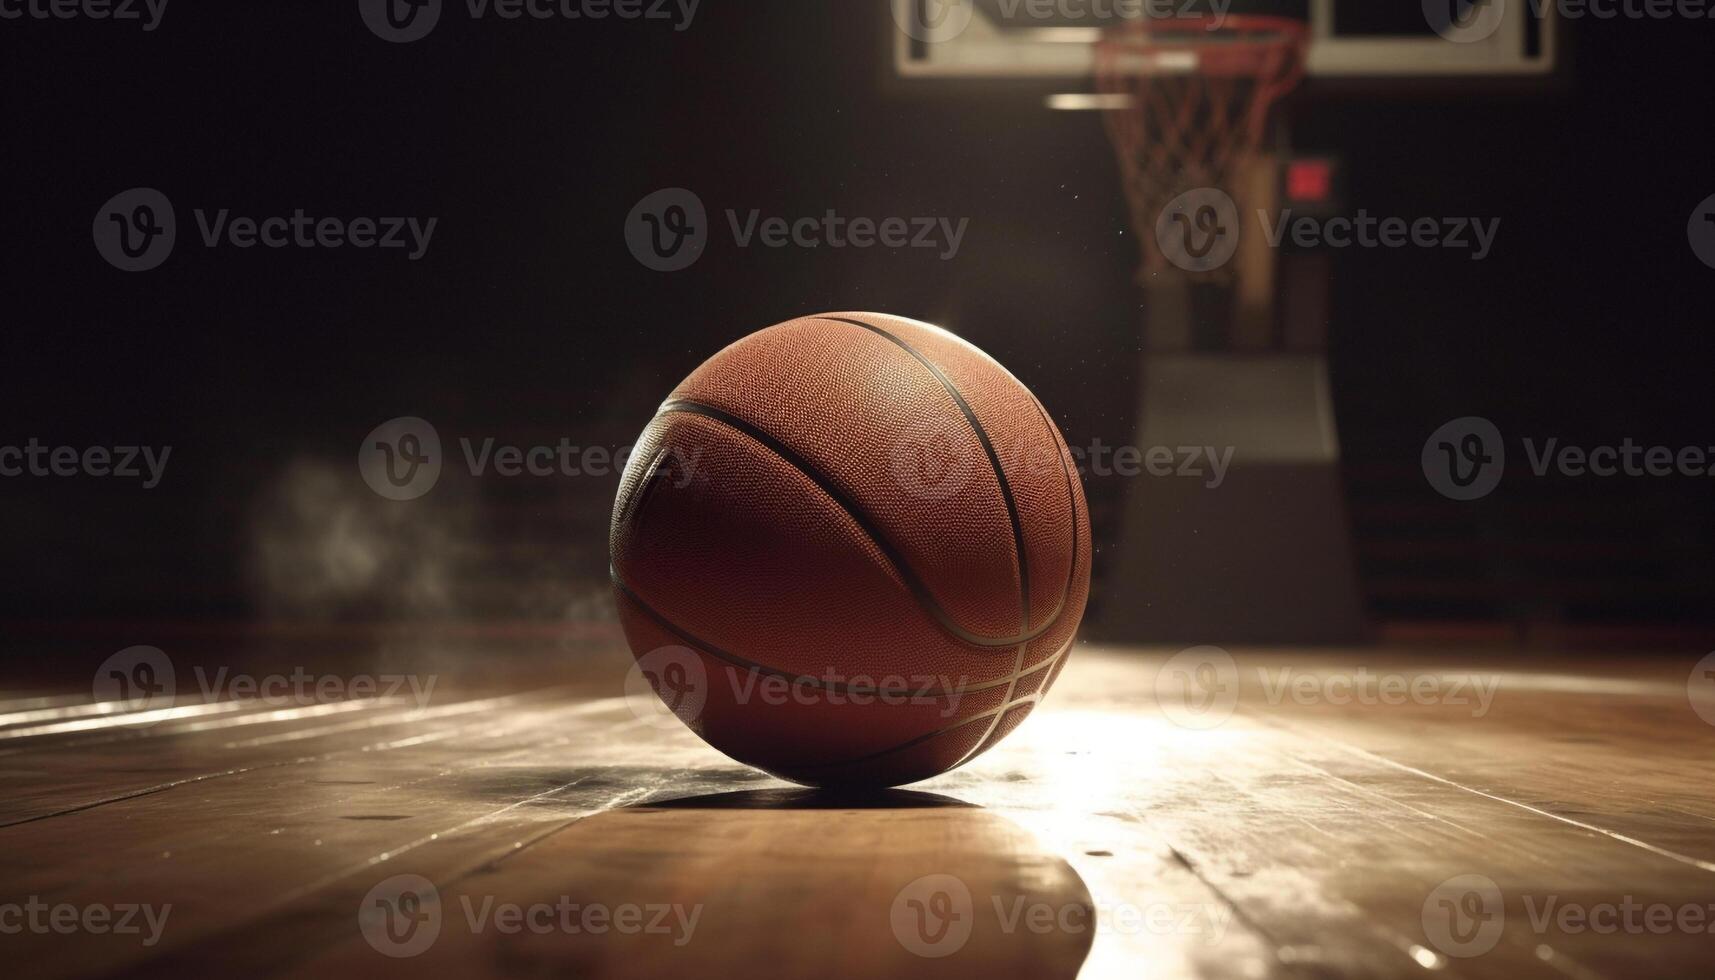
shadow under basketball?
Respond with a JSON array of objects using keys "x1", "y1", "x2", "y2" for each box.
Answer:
[{"x1": 405, "y1": 787, "x2": 1095, "y2": 979}]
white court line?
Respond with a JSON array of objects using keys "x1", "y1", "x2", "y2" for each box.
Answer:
[{"x1": 1275, "y1": 720, "x2": 1715, "y2": 875}]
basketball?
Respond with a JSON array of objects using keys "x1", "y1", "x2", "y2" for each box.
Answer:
[{"x1": 610, "y1": 312, "x2": 1091, "y2": 787}]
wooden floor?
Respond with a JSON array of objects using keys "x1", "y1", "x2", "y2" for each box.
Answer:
[{"x1": 4, "y1": 637, "x2": 1714, "y2": 979}]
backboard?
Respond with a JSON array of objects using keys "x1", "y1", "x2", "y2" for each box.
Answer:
[{"x1": 890, "y1": 0, "x2": 1558, "y2": 90}]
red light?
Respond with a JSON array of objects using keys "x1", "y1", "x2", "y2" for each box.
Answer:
[{"x1": 1287, "y1": 159, "x2": 1333, "y2": 203}]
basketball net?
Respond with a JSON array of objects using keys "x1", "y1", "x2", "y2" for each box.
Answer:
[{"x1": 1095, "y1": 16, "x2": 1308, "y2": 286}]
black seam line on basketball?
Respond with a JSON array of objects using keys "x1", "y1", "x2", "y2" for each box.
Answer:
[
  {"x1": 785, "y1": 638, "x2": 1071, "y2": 771},
  {"x1": 612, "y1": 568, "x2": 1063, "y2": 699},
  {"x1": 951, "y1": 381, "x2": 1084, "y2": 766},
  {"x1": 825, "y1": 316, "x2": 1081, "y2": 636},
  {"x1": 815, "y1": 315, "x2": 1033, "y2": 634},
  {"x1": 828, "y1": 325, "x2": 1077, "y2": 771},
  {"x1": 617, "y1": 446, "x2": 669, "y2": 526},
  {"x1": 1028, "y1": 391, "x2": 1085, "y2": 601},
  {"x1": 652, "y1": 399, "x2": 1061, "y2": 648}
]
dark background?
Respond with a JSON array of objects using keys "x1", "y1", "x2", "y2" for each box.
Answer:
[{"x1": 3, "y1": 2, "x2": 1713, "y2": 646}]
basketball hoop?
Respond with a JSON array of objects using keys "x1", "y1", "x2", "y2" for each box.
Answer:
[{"x1": 1095, "y1": 16, "x2": 1309, "y2": 281}]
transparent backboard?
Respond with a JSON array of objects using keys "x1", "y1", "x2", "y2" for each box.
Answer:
[{"x1": 890, "y1": 0, "x2": 1557, "y2": 85}]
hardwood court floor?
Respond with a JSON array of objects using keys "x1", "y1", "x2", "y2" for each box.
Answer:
[{"x1": 3, "y1": 638, "x2": 1713, "y2": 979}]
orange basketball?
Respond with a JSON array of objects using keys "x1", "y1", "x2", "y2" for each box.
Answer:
[{"x1": 610, "y1": 312, "x2": 1091, "y2": 787}]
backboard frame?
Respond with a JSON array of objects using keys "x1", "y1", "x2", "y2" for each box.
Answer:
[{"x1": 888, "y1": 0, "x2": 1563, "y2": 97}]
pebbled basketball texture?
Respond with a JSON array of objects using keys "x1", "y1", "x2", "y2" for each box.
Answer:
[{"x1": 609, "y1": 312, "x2": 1091, "y2": 787}]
